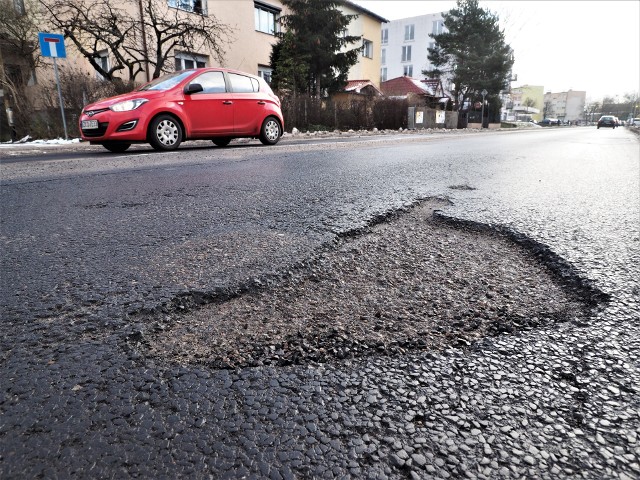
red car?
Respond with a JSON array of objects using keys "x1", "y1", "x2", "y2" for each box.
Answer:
[{"x1": 79, "y1": 68, "x2": 284, "y2": 152}]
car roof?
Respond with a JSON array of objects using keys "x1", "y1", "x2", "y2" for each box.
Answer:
[{"x1": 186, "y1": 67, "x2": 261, "y2": 79}]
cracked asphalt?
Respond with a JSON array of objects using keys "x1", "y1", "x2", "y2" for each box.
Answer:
[{"x1": 1, "y1": 127, "x2": 639, "y2": 478}]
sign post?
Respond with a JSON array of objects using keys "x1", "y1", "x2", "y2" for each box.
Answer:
[
  {"x1": 481, "y1": 89, "x2": 488, "y2": 129},
  {"x1": 38, "y1": 32, "x2": 68, "y2": 139}
]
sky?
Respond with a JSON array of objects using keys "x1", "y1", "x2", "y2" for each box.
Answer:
[{"x1": 352, "y1": 1, "x2": 640, "y2": 102}]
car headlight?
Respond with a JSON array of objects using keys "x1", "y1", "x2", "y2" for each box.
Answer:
[{"x1": 109, "y1": 98, "x2": 148, "y2": 112}]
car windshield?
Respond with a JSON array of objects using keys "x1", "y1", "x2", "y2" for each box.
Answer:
[{"x1": 138, "y1": 70, "x2": 194, "y2": 91}]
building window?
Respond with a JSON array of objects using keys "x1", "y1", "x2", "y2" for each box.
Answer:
[
  {"x1": 432, "y1": 20, "x2": 444, "y2": 35},
  {"x1": 401, "y1": 45, "x2": 411, "y2": 62},
  {"x1": 175, "y1": 52, "x2": 207, "y2": 71},
  {"x1": 255, "y1": 2, "x2": 280, "y2": 35},
  {"x1": 168, "y1": 0, "x2": 206, "y2": 15},
  {"x1": 5, "y1": 64, "x2": 24, "y2": 86},
  {"x1": 95, "y1": 50, "x2": 109, "y2": 80},
  {"x1": 381, "y1": 28, "x2": 388, "y2": 44},
  {"x1": 381, "y1": 48, "x2": 386, "y2": 65},
  {"x1": 362, "y1": 39, "x2": 373, "y2": 59},
  {"x1": 403, "y1": 65, "x2": 413, "y2": 77},
  {"x1": 404, "y1": 24, "x2": 414, "y2": 41},
  {"x1": 381, "y1": 67, "x2": 387, "y2": 83},
  {"x1": 258, "y1": 65, "x2": 273, "y2": 84}
]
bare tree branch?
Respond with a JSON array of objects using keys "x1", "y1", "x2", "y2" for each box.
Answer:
[{"x1": 37, "y1": 0, "x2": 233, "y2": 84}]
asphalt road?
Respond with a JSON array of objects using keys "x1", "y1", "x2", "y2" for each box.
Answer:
[{"x1": 1, "y1": 127, "x2": 639, "y2": 478}]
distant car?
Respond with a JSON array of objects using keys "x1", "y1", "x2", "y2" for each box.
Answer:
[
  {"x1": 79, "y1": 68, "x2": 284, "y2": 152},
  {"x1": 629, "y1": 118, "x2": 640, "y2": 126},
  {"x1": 597, "y1": 115, "x2": 617, "y2": 129},
  {"x1": 538, "y1": 118, "x2": 560, "y2": 126}
]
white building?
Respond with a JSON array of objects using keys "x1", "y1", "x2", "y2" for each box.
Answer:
[
  {"x1": 543, "y1": 90, "x2": 586, "y2": 122},
  {"x1": 380, "y1": 12, "x2": 446, "y2": 83}
]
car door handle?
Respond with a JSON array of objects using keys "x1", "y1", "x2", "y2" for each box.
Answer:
[
  {"x1": 257, "y1": 101, "x2": 266, "y2": 105},
  {"x1": 223, "y1": 101, "x2": 233, "y2": 105}
]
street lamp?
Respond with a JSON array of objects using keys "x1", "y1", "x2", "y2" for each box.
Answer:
[{"x1": 481, "y1": 89, "x2": 488, "y2": 128}]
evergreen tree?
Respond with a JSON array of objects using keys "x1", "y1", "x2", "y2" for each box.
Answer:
[
  {"x1": 270, "y1": 31, "x2": 309, "y2": 94},
  {"x1": 271, "y1": 0, "x2": 361, "y2": 97},
  {"x1": 424, "y1": 0, "x2": 514, "y2": 122}
]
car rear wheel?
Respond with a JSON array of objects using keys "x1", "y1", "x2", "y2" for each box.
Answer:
[
  {"x1": 212, "y1": 137, "x2": 231, "y2": 147},
  {"x1": 102, "y1": 142, "x2": 131, "y2": 153},
  {"x1": 259, "y1": 117, "x2": 281, "y2": 145},
  {"x1": 149, "y1": 114, "x2": 182, "y2": 151}
]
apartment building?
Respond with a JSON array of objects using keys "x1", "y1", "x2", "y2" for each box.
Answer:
[
  {"x1": 543, "y1": 90, "x2": 586, "y2": 122},
  {"x1": 2, "y1": 0, "x2": 388, "y2": 89},
  {"x1": 169, "y1": 0, "x2": 388, "y2": 87},
  {"x1": 380, "y1": 11, "x2": 446, "y2": 84},
  {"x1": 339, "y1": 2, "x2": 388, "y2": 89},
  {"x1": 1, "y1": 0, "x2": 390, "y2": 139},
  {"x1": 127, "y1": 0, "x2": 287, "y2": 83},
  {"x1": 504, "y1": 85, "x2": 544, "y2": 122}
]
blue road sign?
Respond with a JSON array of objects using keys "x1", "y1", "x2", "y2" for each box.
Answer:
[{"x1": 38, "y1": 32, "x2": 67, "y2": 58}]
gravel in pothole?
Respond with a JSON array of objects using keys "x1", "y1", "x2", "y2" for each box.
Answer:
[{"x1": 145, "y1": 199, "x2": 598, "y2": 368}]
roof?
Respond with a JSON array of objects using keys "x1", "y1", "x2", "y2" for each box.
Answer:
[
  {"x1": 343, "y1": 80, "x2": 383, "y2": 96},
  {"x1": 380, "y1": 76, "x2": 450, "y2": 99},
  {"x1": 343, "y1": 1, "x2": 389, "y2": 23}
]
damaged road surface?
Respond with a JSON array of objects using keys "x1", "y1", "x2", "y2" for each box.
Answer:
[
  {"x1": 146, "y1": 199, "x2": 603, "y2": 369},
  {"x1": 1, "y1": 128, "x2": 639, "y2": 479}
]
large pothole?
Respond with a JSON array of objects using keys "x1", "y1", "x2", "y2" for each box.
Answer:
[{"x1": 142, "y1": 198, "x2": 604, "y2": 368}]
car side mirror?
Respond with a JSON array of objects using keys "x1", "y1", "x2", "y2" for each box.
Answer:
[{"x1": 184, "y1": 83, "x2": 204, "y2": 95}]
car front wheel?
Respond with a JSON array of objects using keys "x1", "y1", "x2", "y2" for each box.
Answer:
[
  {"x1": 149, "y1": 114, "x2": 182, "y2": 151},
  {"x1": 259, "y1": 117, "x2": 281, "y2": 145}
]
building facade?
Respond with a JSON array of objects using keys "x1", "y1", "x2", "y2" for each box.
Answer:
[
  {"x1": 1, "y1": 0, "x2": 391, "y2": 139},
  {"x1": 340, "y1": 2, "x2": 388, "y2": 89},
  {"x1": 543, "y1": 90, "x2": 586, "y2": 122},
  {"x1": 504, "y1": 85, "x2": 544, "y2": 122},
  {"x1": 379, "y1": 11, "x2": 446, "y2": 84}
]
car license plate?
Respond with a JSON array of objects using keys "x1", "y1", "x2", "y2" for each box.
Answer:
[{"x1": 82, "y1": 120, "x2": 99, "y2": 129}]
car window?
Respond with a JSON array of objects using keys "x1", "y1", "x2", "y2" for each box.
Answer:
[
  {"x1": 191, "y1": 71, "x2": 227, "y2": 93},
  {"x1": 139, "y1": 70, "x2": 194, "y2": 91},
  {"x1": 228, "y1": 73, "x2": 258, "y2": 93}
]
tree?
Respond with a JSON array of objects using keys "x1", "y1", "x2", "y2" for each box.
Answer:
[
  {"x1": 543, "y1": 100, "x2": 554, "y2": 119},
  {"x1": 271, "y1": 0, "x2": 361, "y2": 97},
  {"x1": 269, "y1": 30, "x2": 309, "y2": 94},
  {"x1": 0, "y1": 0, "x2": 41, "y2": 72},
  {"x1": 523, "y1": 97, "x2": 536, "y2": 109},
  {"x1": 585, "y1": 101, "x2": 600, "y2": 123},
  {"x1": 623, "y1": 92, "x2": 639, "y2": 119},
  {"x1": 0, "y1": 0, "x2": 42, "y2": 136},
  {"x1": 424, "y1": 0, "x2": 514, "y2": 126},
  {"x1": 38, "y1": 0, "x2": 232, "y2": 84}
]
